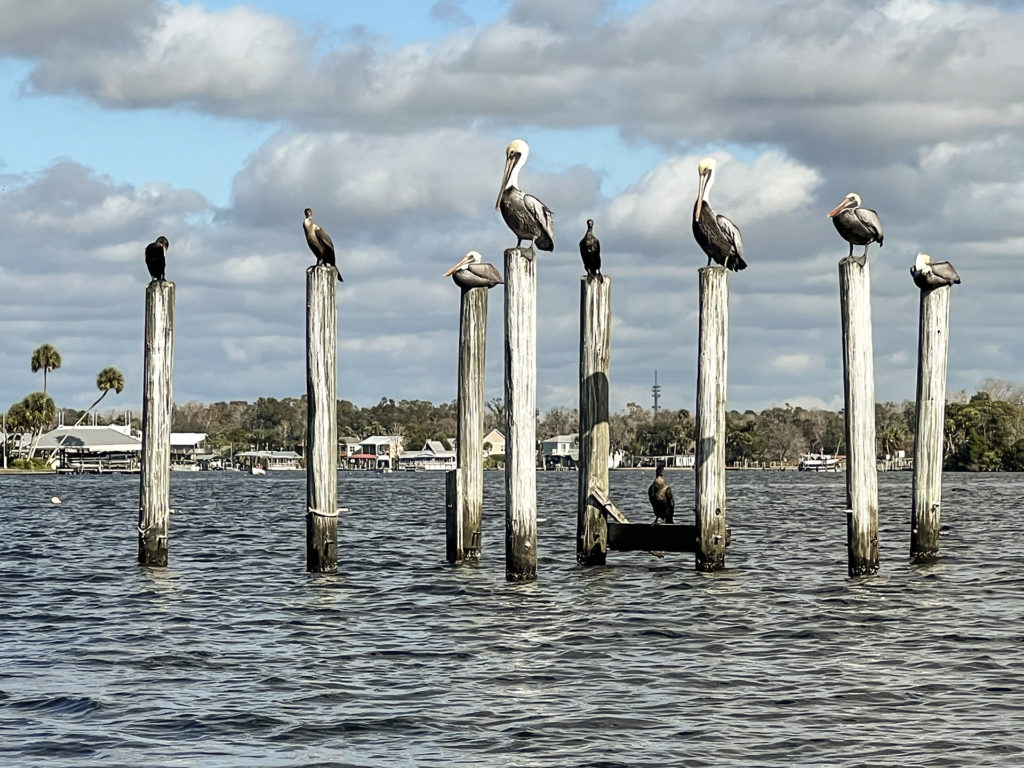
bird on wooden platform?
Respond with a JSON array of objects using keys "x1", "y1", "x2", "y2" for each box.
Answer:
[
  {"x1": 443, "y1": 250, "x2": 503, "y2": 289},
  {"x1": 693, "y1": 158, "x2": 746, "y2": 271},
  {"x1": 145, "y1": 236, "x2": 169, "y2": 282},
  {"x1": 303, "y1": 208, "x2": 343, "y2": 281},
  {"x1": 828, "y1": 193, "x2": 883, "y2": 262},
  {"x1": 648, "y1": 464, "x2": 674, "y2": 524},
  {"x1": 911, "y1": 252, "x2": 961, "y2": 290},
  {"x1": 578, "y1": 218, "x2": 603, "y2": 282},
  {"x1": 496, "y1": 139, "x2": 554, "y2": 252}
]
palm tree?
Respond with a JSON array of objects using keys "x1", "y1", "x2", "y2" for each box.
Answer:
[
  {"x1": 14, "y1": 391, "x2": 57, "y2": 460},
  {"x1": 47, "y1": 367, "x2": 126, "y2": 465},
  {"x1": 30, "y1": 344, "x2": 62, "y2": 395},
  {"x1": 83, "y1": 367, "x2": 126, "y2": 418}
]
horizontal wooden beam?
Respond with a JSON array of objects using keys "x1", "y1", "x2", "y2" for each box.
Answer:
[{"x1": 607, "y1": 522, "x2": 697, "y2": 553}]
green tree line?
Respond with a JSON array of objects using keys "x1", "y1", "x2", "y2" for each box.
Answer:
[{"x1": 137, "y1": 378, "x2": 1024, "y2": 471}]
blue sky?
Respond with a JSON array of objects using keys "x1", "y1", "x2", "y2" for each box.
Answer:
[{"x1": 2, "y1": 0, "x2": 1023, "y2": 420}]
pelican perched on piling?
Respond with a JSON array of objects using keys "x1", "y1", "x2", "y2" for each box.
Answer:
[
  {"x1": 145, "y1": 236, "x2": 169, "y2": 282},
  {"x1": 828, "y1": 193, "x2": 883, "y2": 262},
  {"x1": 303, "y1": 208, "x2": 343, "y2": 281},
  {"x1": 443, "y1": 250, "x2": 503, "y2": 289},
  {"x1": 692, "y1": 158, "x2": 746, "y2": 271},
  {"x1": 911, "y1": 252, "x2": 961, "y2": 290},
  {"x1": 579, "y1": 219, "x2": 602, "y2": 282},
  {"x1": 496, "y1": 139, "x2": 554, "y2": 252},
  {"x1": 648, "y1": 465, "x2": 674, "y2": 524}
]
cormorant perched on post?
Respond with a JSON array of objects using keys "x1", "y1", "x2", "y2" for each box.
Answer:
[
  {"x1": 496, "y1": 139, "x2": 554, "y2": 252},
  {"x1": 303, "y1": 208, "x2": 343, "y2": 281},
  {"x1": 692, "y1": 158, "x2": 746, "y2": 271},
  {"x1": 579, "y1": 219, "x2": 602, "y2": 282},
  {"x1": 648, "y1": 464, "x2": 674, "y2": 524},
  {"x1": 911, "y1": 252, "x2": 961, "y2": 290},
  {"x1": 145, "y1": 236, "x2": 169, "y2": 282},
  {"x1": 828, "y1": 193, "x2": 883, "y2": 263},
  {"x1": 443, "y1": 250, "x2": 503, "y2": 289}
]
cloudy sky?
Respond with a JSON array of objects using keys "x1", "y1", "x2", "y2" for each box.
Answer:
[{"x1": 2, "y1": 0, "x2": 1022, "y2": 419}]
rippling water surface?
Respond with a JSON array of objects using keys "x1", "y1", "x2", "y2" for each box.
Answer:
[{"x1": 2, "y1": 470, "x2": 1023, "y2": 767}]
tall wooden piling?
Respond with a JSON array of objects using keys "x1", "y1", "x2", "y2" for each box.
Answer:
[
  {"x1": 577, "y1": 275, "x2": 612, "y2": 566},
  {"x1": 839, "y1": 257, "x2": 879, "y2": 576},
  {"x1": 306, "y1": 265, "x2": 338, "y2": 573},
  {"x1": 447, "y1": 285, "x2": 488, "y2": 563},
  {"x1": 694, "y1": 266, "x2": 729, "y2": 572},
  {"x1": 138, "y1": 281, "x2": 175, "y2": 567},
  {"x1": 504, "y1": 246, "x2": 537, "y2": 581},
  {"x1": 911, "y1": 283, "x2": 952, "y2": 561}
]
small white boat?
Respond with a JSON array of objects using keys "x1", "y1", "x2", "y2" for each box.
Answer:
[
  {"x1": 171, "y1": 462, "x2": 201, "y2": 472},
  {"x1": 251, "y1": 464, "x2": 266, "y2": 476},
  {"x1": 798, "y1": 453, "x2": 844, "y2": 472}
]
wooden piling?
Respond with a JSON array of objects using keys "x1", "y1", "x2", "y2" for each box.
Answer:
[
  {"x1": 138, "y1": 280, "x2": 175, "y2": 567},
  {"x1": 306, "y1": 265, "x2": 338, "y2": 573},
  {"x1": 694, "y1": 266, "x2": 729, "y2": 572},
  {"x1": 911, "y1": 283, "x2": 952, "y2": 561},
  {"x1": 504, "y1": 246, "x2": 537, "y2": 581},
  {"x1": 448, "y1": 285, "x2": 488, "y2": 563},
  {"x1": 577, "y1": 275, "x2": 611, "y2": 566},
  {"x1": 839, "y1": 256, "x2": 879, "y2": 576}
]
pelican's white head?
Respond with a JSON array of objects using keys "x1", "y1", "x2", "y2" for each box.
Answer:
[
  {"x1": 828, "y1": 193, "x2": 861, "y2": 218},
  {"x1": 695, "y1": 157, "x2": 718, "y2": 221},
  {"x1": 497, "y1": 139, "x2": 530, "y2": 208},
  {"x1": 914, "y1": 252, "x2": 933, "y2": 274},
  {"x1": 444, "y1": 250, "x2": 483, "y2": 277}
]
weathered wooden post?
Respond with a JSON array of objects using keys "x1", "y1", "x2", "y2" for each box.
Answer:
[
  {"x1": 504, "y1": 246, "x2": 537, "y2": 581},
  {"x1": 138, "y1": 281, "x2": 174, "y2": 567},
  {"x1": 577, "y1": 275, "x2": 611, "y2": 566},
  {"x1": 839, "y1": 256, "x2": 879, "y2": 576},
  {"x1": 306, "y1": 264, "x2": 338, "y2": 573},
  {"x1": 447, "y1": 284, "x2": 489, "y2": 563},
  {"x1": 911, "y1": 267, "x2": 956, "y2": 561},
  {"x1": 694, "y1": 266, "x2": 729, "y2": 571}
]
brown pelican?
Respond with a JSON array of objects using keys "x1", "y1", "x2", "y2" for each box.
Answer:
[
  {"x1": 145, "y1": 236, "x2": 169, "y2": 281},
  {"x1": 911, "y1": 252, "x2": 961, "y2": 290},
  {"x1": 828, "y1": 193, "x2": 883, "y2": 261},
  {"x1": 578, "y1": 219, "x2": 602, "y2": 282},
  {"x1": 692, "y1": 158, "x2": 746, "y2": 271},
  {"x1": 443, "y1": 250, "x2": 503, "y2": 289},
  {"x1": 303, "y1": 208, "x2": 343, "y2": 281},
  {"x1": 648, "y1": 464, "x2": 674, "y2": 524},
  {"x1": 496, "y1": 139, "x2": 554, "y2": 251}
]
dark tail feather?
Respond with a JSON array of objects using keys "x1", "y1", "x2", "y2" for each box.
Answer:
[{"x1": 535, "y1": 233, "x2": 554, "y2": 252}]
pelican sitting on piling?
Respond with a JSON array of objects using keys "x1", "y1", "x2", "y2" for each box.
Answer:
[
  {"x1": 648, "y1": 465, "x2": 674, "y2": 524},
  {"x1": 692, "y1": 158, "x2": 746, "y2": 271},
  {"x1": 444, "y1": 250, "x2": 503, "y2": 289},
  {"x1": 911, "y1": 252, "x2": 961, "y2": 290},
  {"x1": 496, "y1": 139, "x2": 554, "y2": 252},
  {"x1": 828, "y1": 193, "x2": 883, "y2": 262},
  {"x1": 303, "y1": 208, "x2": 343, "y2": 281},
  {"x1": 579, "y1": 219, "x2": 603, "y2": 282},
  {"x1": 145, "y1": 236, "x2": 169, "y2": 282}
]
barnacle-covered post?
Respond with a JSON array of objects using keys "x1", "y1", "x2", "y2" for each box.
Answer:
[
  {"x1": 138, "y1": 279, "x2": 174, "y2": 566},
  {"x1": 306, "y1": 264, "x2": 338, "y2": 573},
  {"x1": 910, "y1": 254, "x2": 960, "y2": 562}
]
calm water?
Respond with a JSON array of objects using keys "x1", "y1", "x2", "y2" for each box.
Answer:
[{"x1": 1, "y1": 469, "x2": 1022, "y2": 767}]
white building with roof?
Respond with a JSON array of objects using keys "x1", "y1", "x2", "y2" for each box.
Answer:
[{"x1": 35, "y1": 425, "x2": 142, "y2": 472}]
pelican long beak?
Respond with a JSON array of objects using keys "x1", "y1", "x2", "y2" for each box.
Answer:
[
  {"x1": 443, "y1": 253, "x2": 474, "y2": 277},
  {"x1": 695, "y1": 170, "x2": 710, "y2": 222},
  {"x1": 496, "y1": 152, "x2": 518, "y2": 209},
  {"x1": 827, "y1": 199, "x2": 852, "y2": 218}
]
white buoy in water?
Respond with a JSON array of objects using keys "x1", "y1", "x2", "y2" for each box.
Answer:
[{"x1": 50, "y1": 496, "x2": 62, "y2": 505}]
